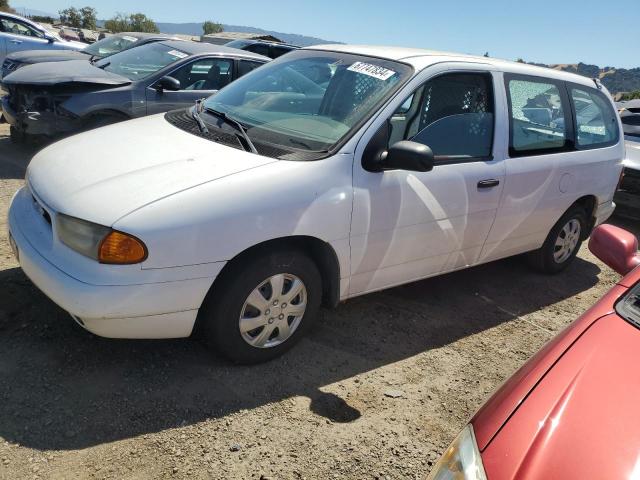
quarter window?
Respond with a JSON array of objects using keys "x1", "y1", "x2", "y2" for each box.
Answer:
[
  {"x1": 507, "y1": 78, "x2": 567, "y2": 154},
  {"x1": 570, "y1": 87, "x2": 618, "y2": 147},
  {"x1": 238, "y1": 60, "x2": 263, "y2": 77},
  {"x1": 391, "y1": 73, "x2": 494, "y2": 162}
]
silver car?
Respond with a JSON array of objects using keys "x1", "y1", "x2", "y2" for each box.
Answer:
[
  {"x1": 1, "y1": 32, "x2": 179, "y2": 78},
  {"x1": 0, "y1": 12, "x2": 85, "y2": 65},
  {"x1": 2, "y1": 40, "x2": 269, "y2": 142}
]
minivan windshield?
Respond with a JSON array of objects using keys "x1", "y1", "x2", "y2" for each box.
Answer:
[
  {"x1": 203, "y1": 50, "x2": 413, "y2": 155},
  {"x1": 95, "y1": 42, "x2": 188, "y2": 80},
  {"x1": 84, "y1": 34, "x2": 139, "y2": 58}
]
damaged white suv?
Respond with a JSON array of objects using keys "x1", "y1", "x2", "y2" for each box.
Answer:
[{"x1": 8, "y1": 45, "x2": 623, "y2": 363}]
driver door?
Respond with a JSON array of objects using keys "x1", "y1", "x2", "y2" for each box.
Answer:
[
  {"x1": 0, "y1": 16, "x2": 49, "y2": 61},
  {"x1": 349, "y1": 64, "x2": 506, "y2": 296},
  {"x1": 146, "y1": 57, "x2": 233, "y2": 115}
]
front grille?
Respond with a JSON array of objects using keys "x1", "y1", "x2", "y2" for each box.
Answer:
[{"x1": 31, "y1": 195, "x2": 52, "y2": 225}]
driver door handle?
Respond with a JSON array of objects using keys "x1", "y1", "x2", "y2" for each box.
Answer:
[
  {"x1": 477, "y1": 179, "x2": 500, "y2": 189},
  {"x1": 10, "y1": 39, "x2": 23, "y2": 44}
]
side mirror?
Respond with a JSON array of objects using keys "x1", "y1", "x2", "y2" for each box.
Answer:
[
  {"x1": 589, "y1": 224, "x2": 640, "y2": 275},
  {"x1": 381, "y1": 141, "x2": 434, "y2": 172},
  {"x1": 362, "y1": 122, "x2": 434, "y2": 173},
  {"x1": 155, "y1": 76, "x2": 181, "y2": 93},
  {"x1": 44, "y1": 34, "x2": 55, "y2": 43}
]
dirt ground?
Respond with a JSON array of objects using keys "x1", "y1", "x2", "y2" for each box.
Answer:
[{"x1": 0, "y1": 122, "x2": 638, "y2": 480}]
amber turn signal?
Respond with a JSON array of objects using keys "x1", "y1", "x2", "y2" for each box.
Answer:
[{"x1": 98, "y1": 230, "x2": 148, "y2": 264}]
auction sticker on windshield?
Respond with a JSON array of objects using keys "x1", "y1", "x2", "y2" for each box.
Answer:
[
  {"x1": 122, "y1": 36, "x2": 138, "y2": 42},
  {"x1": 167, "y1": 50, "x2": 188, "y2": 59},
  {"x1": 347, "y1": 62, "x2": 396, "y2": 81}
]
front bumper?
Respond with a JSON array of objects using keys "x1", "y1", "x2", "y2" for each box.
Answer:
[
  {"x1": 1, "y1": 94, "x2": 77, "y2": 137},
  {"x1": 594, "y1": 199, "x2": 616, "y2": 227},
  {"x1": 8, "y1": 187, "x2": 219, "y2": 339}
]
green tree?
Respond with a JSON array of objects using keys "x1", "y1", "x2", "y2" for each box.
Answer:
[
  {"x1": 80, "y1": 6, "x2": 97, "y2": 30},
  {"x1": 620, "y1": 90, "x2": 640, "y2": 101},
  {"x1": 129, "y1": 13, "x2": 159, "y2": 33},
  {"x1": 0, "y1": 0, "x2": 14, "y2": 13},
  {"x1": 30, "y1": 15, "x2": 55, "y2": 23},
  {"x1": 104, "y1": 13, "x2": 129, "y2": 33},
  {"x1": 59, "y1": 7, "x2": 82, "y2": 28},
  {"x1": 202, "y1": 20, "x2": 223, "y2": 35},
  {"x1": 105, "y1": 12, "x2": 159, "y2": 33}
]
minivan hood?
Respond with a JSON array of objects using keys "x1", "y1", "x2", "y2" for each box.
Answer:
[
  {"x1": 7, "y1": 49, "x2": 88, "y2": 64},
  {"x1": 2, "y1": 59, "x2": 130, "y2": 86},
  {"x1": 482, "y1": 313, "x2": 640, "y2": 480},
  {"x1": 27, "y1": 113, "x2": 277, "y2": 226}
]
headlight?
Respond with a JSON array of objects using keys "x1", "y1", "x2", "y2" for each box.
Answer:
[
  {"x1": 57, "y1": 214, "x2": 147, "y2": 264},
  {"x1": 427, "y1": 425, "x2": 487, "y2": 480}
]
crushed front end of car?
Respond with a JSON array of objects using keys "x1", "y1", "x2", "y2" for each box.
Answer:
[{"x1": 2, "y1": 84, "x2": 80, "y2": 138}]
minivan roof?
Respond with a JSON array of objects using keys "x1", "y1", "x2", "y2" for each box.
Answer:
[{"x1": 306, "y1": 44, "x2": 602, "y2": 91}]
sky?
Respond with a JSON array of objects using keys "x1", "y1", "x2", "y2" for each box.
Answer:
[{"x1": 15, "y1": 0, "x2": 639, "y2": 68}]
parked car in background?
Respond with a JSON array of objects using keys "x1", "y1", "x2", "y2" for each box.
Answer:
[
  {"x1": 622, "y1": 136, "x2": 640, "y2": 194},
  {"x1": 1, "y1": 40, "x2": 269, "y2": 142},
  {"x1": 2, "y1": 32, "x2": 179, "y2": 79},
  {"x1": 428, "y1": 224, "x2": 640, "y2": 480},
  {"x1": 225, "y1": 38, "x2": 299, "y2": 59},
  {"x1": 7, "y1": 45, "x2": 623, "y2": 363},
  {"x1": 0, "y1": 12, "x2": 85, "y2": 65},
  {"x1": 618, "y1": 98, "x2": 640, "y2": 137}
]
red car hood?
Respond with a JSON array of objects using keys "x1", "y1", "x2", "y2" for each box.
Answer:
[{"x1": 481, "y1": 312, "x2": 640, "y2": 479}]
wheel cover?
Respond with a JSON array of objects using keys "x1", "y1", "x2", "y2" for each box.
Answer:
[
  {"x1": 553, "y1": 219, "x2": 582, "y2": 263},
  {"x1": 239, "y1": 273, "x2": 307, "y2": 349}
]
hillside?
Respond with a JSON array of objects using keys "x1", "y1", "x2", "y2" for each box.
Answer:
[
  {"x1": 155, "y1": 22, "x2": 338, "y2": 47},
  {"x1": 547, "y1": 62, "x2": 640, "y2": 95}
]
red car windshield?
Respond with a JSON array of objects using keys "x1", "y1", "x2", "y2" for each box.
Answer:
[{"x1": 617, "y1": 282, "x2": 640, "y2": 327}]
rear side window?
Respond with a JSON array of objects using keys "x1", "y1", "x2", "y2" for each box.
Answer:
[
  {"x1": 246, "y1": 43, "x2": 269, "y2": 57},
  {"x1": 507, "y1": 77, "x2": 568, "y2": 155},
  {"x1": 570, "y1": 87, "x2": 618, "y2": 148},
  {"x1": 238, "y1": 60, "x2": 263, "y2": 77}
]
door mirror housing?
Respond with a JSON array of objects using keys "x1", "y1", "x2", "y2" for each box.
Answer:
[
  {"x1": 45, "y1": 34, "x2": 55, "y2": 43},
  {"x1": 589, "y1": 224, "x2": 640, "y2": 276},
  {"x1": 362, "y1": 122, "x2": 434, "y2": 173},
  {"x1": 381, "y1": 141, "x2": 435, "y2": 172},
  {"x1": 155, "y1": 76, "x2": 181, "y2": 93}
]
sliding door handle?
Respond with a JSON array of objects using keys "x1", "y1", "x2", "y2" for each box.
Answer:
[{"x1": 477, "y1": 179, "x2": 500, "y2": 189}]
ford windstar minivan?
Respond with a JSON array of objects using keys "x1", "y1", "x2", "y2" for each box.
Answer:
[{"x1": 8, "y1": 45, "x2": 624, "y2": 363}]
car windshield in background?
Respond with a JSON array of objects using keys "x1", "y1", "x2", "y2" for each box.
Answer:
[
  {"x1": 203, "y1": 50, "x2": 413, "y2": 156},
  {"x1": 84, "y1": 34, "x2": 139, "y2": 58},
  {"x1": 617, "y1": 282, "x2": 640, "y2": 330},
  {"x1": 95, "y1": 42, "x2": 188, "y2": 80}
]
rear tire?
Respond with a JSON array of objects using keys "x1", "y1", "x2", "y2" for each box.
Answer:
[
  {"x1": 526, "y1": 205, "x2": 587, "y2": 274},
  {"x1": 198, "y1": 249, "x2": 322, "y2": 364}
]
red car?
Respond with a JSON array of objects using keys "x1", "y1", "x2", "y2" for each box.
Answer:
[{"x1": 428, "y1": 224, "x2": 640, "y2": 480}]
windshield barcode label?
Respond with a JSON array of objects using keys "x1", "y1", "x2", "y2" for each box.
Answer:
[
  {"x1": 347, "y1": 62, "x2": 396, "y2": 81},
  {"x1": 167, "y1": 50, "x2": 188, "y2": 59}
]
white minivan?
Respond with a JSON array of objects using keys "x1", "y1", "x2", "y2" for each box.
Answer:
[{"x1": 8, "y1": 45, "x2": 624, "y2": 363}]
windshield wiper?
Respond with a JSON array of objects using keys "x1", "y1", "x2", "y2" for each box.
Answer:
[
  {"x1": 192, "y1": 99, "x2": 209, "y2": 134},
  {"x1": 204, "y1": 107, "x2": 258, "y2": 154}
]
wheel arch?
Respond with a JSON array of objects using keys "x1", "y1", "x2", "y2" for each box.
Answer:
[
  {"x1": 571, "y1": 194, "x2": 598, "y2": 238},
  {"x1": 204, "y1": 235, "x2": 342, "y2": 311}
]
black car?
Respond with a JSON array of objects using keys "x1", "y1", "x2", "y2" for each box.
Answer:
[
  {"x1": 2, "y1": 40, "x2": 269, "y2": 142},
  {"x1": 225, "y1": 39, "x2": 299, "y2": 59},
  {"x1": 618, "y1": 99, "x2": 640, "y2": 137},
  {"x1": 1, "y1": 32, "x2": 179, "y2": 79}
]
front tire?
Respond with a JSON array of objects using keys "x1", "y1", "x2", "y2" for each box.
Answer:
[
  {"x1": 527, "y1": 205, "x2": 587, "y2": 273},
  {"x1": 198, "y1": 249, "x2": 322, "y2": 364}
]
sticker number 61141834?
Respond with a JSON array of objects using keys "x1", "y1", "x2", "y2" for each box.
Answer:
[{"x1": 347, "y1": 62, "x2": 396, "y2": 81}]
